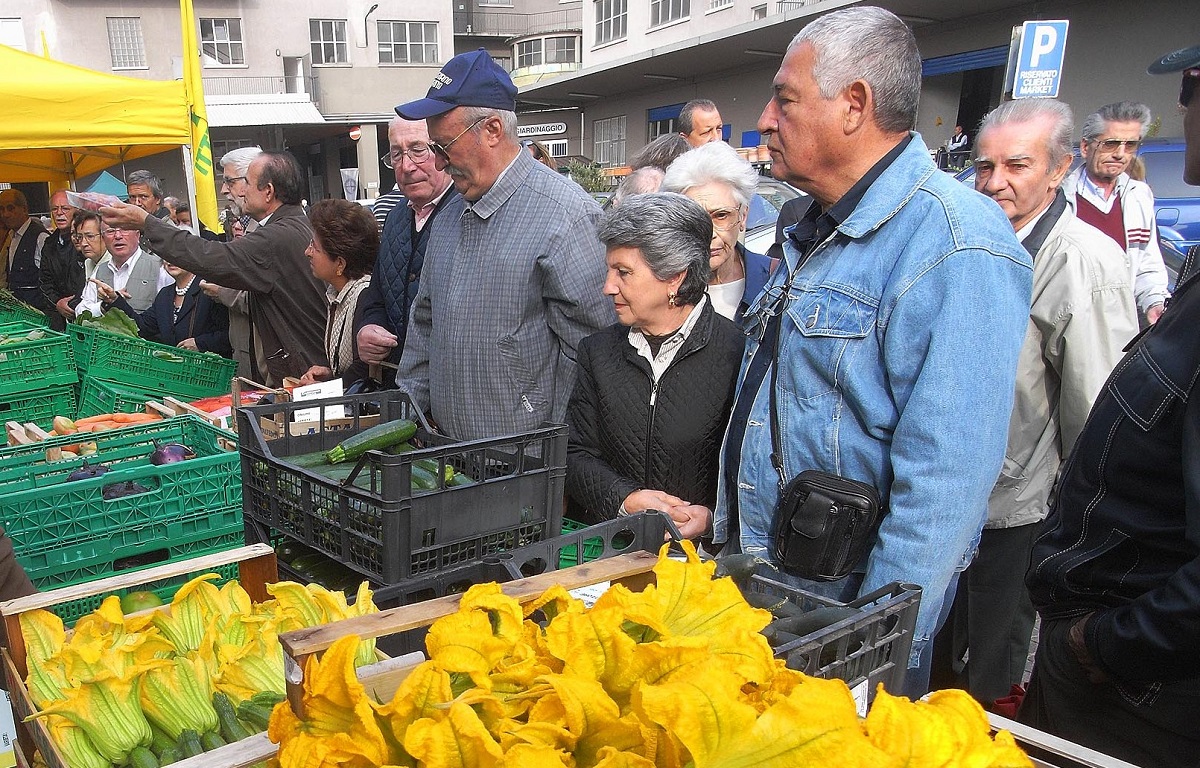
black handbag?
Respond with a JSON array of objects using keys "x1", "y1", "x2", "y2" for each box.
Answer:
[{"x1": 758, "y1": 274, "x2": 883, "y2": 582}]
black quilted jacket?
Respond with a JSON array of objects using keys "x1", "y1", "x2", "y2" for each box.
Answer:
[{"x1": 566, "y1": 300, "x2": 744, "y2": 523}]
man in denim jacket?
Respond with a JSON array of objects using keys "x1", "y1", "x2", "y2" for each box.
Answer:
[
  {"x1": 712, "y1": 6, "x2": 1033, "y2": 696},
  {"x1": 1018, "y1": 46, "x2": 1200, "y2": 766}
]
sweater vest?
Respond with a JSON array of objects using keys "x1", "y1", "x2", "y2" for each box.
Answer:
[
  {"x1": 1074, "y1": 193, "x2": 1126, "y2": 251},
  {"x1": 7, "y1": 219, "x2": 46, "y2": 289}
]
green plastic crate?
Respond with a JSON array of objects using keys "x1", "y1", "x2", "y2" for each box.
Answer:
[
  {"x1": 0, "y1": 290, "x2": 48, "y2": 328},
  {"x1": 46, "y1": 559, "x2": 242, "y2": 627},
  {"x1": 76, "y1": 376, "x2": 165, "y2": 418},
  {"x1": 558, "y1": 519, "x2": 605, "y2": 569},
  {"x1": 68, "y1": 324, "x2": 237, "y2": 400},
  {"x1": 0, "y1": 321, "x2": 77, "y2": 396},
  {"x1": 0, "y1": 385, "x2": 76, "y2": 431},
  {"x1": 0, "y1": 417, "x2": 242, "y2": 565}
]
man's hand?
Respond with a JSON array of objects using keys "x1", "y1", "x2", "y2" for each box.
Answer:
[
  {"x1": 298, "y1": 365, "x2": 334, "y2": 386},
  {"x1": 667, "y1": 504, "x2": 712, "y2": 540},
  {"x1": 177, "y1": 338, "x2": 199, "y2": 351},
  {"x1": 90, "y1": 278, "x2": 118, "y2": 304},
  {"x1": 1147, "y1": 303, "x2": 1165, "y2": 324},
  {"x1": 55, "y1": 296, "x2": 75, "y2": 319},
  {"x1": 98, "y1": 201, "x2": 151, "y2": 231},
  {"x1": 199, "y1": 280, "x2": 223, "y2": 300},
  {"x1": 622, "y1": 489, "x2": 686, "y2": 515},
  {"x1": 1067, "y1": 613, "x2": 1110, "y2": 684},
  {"x1": 357, "y1": 324, "x2": 398, "y2": 363}
]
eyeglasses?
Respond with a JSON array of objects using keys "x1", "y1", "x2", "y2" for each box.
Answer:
[
  {"x1": 707, "y1": 206, "x2": 743, "y2": 232},
  {"x1": 1181, "y1": 68, "x2": 1200, "y2": 108},
  {"x1": 100, "y1": 228, "x2": 130, "y2": 238},
  {"x1": 429, "y1": 117, "x2": 488, "y2": 161},
  {"x1": 1, "y1": 203, "x2": 19, "y2": 212},
  {"x1": 1093, "y1": 139, "x2": 1141, "y2": 153},
  {"x1": 381, "y1": 144, "x2": 432, "y2": 169},
  {"x1": 71, "y1": 232, "x2": 101, "y2": 242},
  {"x1": 51, "y1": 206, "x2": 73, "y2": 213},
  {"x1": 220, "y1": 175, "x2": 247, "y2": 186}
]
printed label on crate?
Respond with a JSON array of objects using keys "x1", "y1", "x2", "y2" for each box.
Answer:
[
  {"x1": 0, "y1": 689, "x2": 16, "y2": 768},
  {"x1": 293, "y1": 379, "x2": 346, "y2": 423},
  {"x1": 568, "y1": 581, "x2": 610, "y2": 609},
  {"x1": 851, "y1": 679, "x2": 869, "y2": 718}
]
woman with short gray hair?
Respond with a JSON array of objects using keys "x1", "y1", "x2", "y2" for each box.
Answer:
[
  {"x1": 566, "y1": 192, "x2": 744, "y2": 540},
  {"x1": 662, "y1": 142, "x2": 775, "y2": 320}
]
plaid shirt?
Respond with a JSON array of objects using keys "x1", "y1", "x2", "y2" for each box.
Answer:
[{"x1": 398, "y1": 149, "x2": 616, "y2": 440}]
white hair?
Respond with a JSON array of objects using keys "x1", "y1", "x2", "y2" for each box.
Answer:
[{"x1": 660, "y1": 142, "x2": 758, "y2": 208}]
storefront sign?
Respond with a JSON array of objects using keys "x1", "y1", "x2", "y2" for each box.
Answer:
[{"x1": 518, "y1": 122, "x2": 568, "y2": 137}]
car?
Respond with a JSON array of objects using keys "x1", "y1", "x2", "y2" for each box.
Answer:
[
  {"x1": 744, "y1": 177, "x2": 807, "y2": 255},
  {"x1": 954, "y1": 138, "x2": 1199, "y2": 253}
]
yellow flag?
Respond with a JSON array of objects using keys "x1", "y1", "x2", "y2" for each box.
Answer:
[{"x1": 180, "y1": 0, "x2": 222, "y2": 233}]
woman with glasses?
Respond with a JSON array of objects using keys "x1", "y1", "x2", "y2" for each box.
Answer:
[
  {"x1": 661, "y1": 141, "x2": 774, "y2": 321},
  {"x1": 298, "y1": 200, "x2": 377, "y2": 387},
  {"x1": 565, "y1": 193, "x2": 743, "y2": 540}
]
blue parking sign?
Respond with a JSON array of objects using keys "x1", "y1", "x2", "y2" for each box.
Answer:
[{"x1": 1013, "y1": 20, "x2": 1069, "y2": 98}]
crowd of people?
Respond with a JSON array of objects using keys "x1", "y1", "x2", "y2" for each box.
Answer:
[{"x1": 2, "y1": 6, "x2": 1198, "y2": 763}]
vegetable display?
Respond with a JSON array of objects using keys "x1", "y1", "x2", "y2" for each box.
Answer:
[
  {"x1": 324, "y1": 418, "x2": 418, "y2": 464},
  {"x1": 19, "y1": 573, "x2": 380, "y2": 767},
  {"x1": 269, "y1": 542, "x2": 1032, "y2": 768},
  {"x1": 75, "y1": 310, "x2": 141, "y2": 339}
]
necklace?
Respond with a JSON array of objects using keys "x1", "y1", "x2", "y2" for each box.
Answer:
[{"x1": 175, "y1": 277, "x2": 194, "y2": 297}]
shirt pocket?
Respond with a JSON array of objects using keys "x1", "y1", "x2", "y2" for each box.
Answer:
[
  {"x1": 782, "y1": 285, "x2": 877, "y2": 400},
  {"x1": 1109, "y1": 347, "x2": 1181, "y2": 431}
]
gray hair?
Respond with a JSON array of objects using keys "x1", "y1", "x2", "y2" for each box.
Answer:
[
  {"x1": 597, "y1": 192, "x2": 712, "y2": 305},
  {"x1": 0, "y1": 189, "x2": 28, "y2": 208},
  {"x1": 613, "y1": 167, "x2": 665, "y2": 205},
  {"x1": 789, "y1": 6, "x2": 921, "y2": 133},
  {"x1": 126, "y1": 170, "x2": 163, "y2": 199},
  {"x1": 1081, "y1": 101, "x2": 1152, "y2": 143},
  {"x1": 630, "y1": 134, "x2": 691, "y2": 171},
  {"x1": 460, "y1": 106, "x2": 519, "y2": 141},
  {"x1": 678, "y1": 99, "x2": 719, "y2": 134},
  {"x1": 660, "y1": 141, "x2": 758, "y2": 208},
  {"x1": 220, "y1": 146, "x2": 263, "y2": 176},
  {"x1": 976, "y1": 98, "x2": 1075, "y2": 170}
]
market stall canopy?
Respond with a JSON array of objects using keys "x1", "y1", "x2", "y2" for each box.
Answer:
[
  {"x1": 86, "y1": 171, "x2": 128, "y2": 201},
  {"x1": 0, "y1": 44, "x2": 190, "y2": 184}
]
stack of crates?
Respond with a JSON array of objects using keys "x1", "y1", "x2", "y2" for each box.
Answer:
[
  {"x1": 0, "y1": 321, "x2": 78, "y2": 431},
  {"x1": 0, "y1": 415, "x2": 245, "y2": 623}
]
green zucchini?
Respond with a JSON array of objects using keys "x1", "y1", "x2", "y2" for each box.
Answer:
[
  {"x1": 448, "y1": 472, "x2": 476, "y2": 487},
  {"x1": 129, "y1": 745, "x2": 160, "y2": 768},
  {"x1": 288, "y1": 449, "x2": 336, "y2": 468},
  {"x1": 177, "y1": 730, "x2": 203, "y2": 759},
  {"x1": 200, "y1": 730, "x2": 227, "y2": 751},
  {"x1": 213, "y1": 691, "x2": 253, "y2": 743},
  {"x1": 410, "y1": 464, "x2": 440, "y2": 491},
  {"x1": 237, "y1": 701, "x2": 276, "y2": 731},
  {"x1": 157, "y1": 746, "x2": 181, "y2": 765},
  {"x1": 325, "y1": 419, "x2": 418, "y2": 464},
  {"x1": 149, "y1": 724, "x2": 176, "y2": 756}
]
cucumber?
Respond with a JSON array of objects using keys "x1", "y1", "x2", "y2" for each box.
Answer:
[
  {"x1": 213, "y1": 691, "x2": 253, "y2": 743},
  {"x1": 448, "y1": 472, "x2": 476, "y2": 487},
  {"x1": 129, "y1": 745, "x2": 160, "y2": 768},
  {"x1": 325, "y1": 419, "x2": 418, "y2": 464},
  {"x1": 288, "y1": 450, "x2": 335, "y2": 468}
]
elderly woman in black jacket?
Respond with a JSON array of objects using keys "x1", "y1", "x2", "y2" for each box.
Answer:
[{"x1": 566, "y1": 192, "x2": 744, "y2": 540}]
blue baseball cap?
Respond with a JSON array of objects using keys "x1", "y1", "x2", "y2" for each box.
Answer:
[
  {"x1": 1148, "y1": 44, "x2": 1200, "y2": 74},
  {"x1": 395, "y1": 49, "x2": 517, "y2": 120}
]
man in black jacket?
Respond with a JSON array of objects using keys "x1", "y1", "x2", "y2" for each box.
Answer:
[
  {"x1": 100, "y1": 151, "x2": 327, "y2": 385},
  {"x1": 1019, "y1": 44, "x2": 1200, "y2": 767},
  {"x1": 38, "y1": 190, "x2": 81, "y2": 330},
  {"x1": 356, "y1": 117, "x2": 457, "y2": 372}
]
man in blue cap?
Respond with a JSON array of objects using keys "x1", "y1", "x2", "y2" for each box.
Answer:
[
  {"x1": 1018, "y1": 43, "x2": 1200, "y2": 767},
  {"x1": 394, "y1": 49, "x2": 615, "y2": 440}
]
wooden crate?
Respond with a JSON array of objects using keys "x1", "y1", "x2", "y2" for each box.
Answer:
[{"x1": 0, "y1": 545, "x2": 278, "y2": 768}]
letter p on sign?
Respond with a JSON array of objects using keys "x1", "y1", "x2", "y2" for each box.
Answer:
[{"x1": 1029, "y1": 27, "x2": 1057, "y2": 68}]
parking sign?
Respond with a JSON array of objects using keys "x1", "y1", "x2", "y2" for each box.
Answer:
[{"x1": 1012, "y1": 20, "x2": 1069, "y2": 99}]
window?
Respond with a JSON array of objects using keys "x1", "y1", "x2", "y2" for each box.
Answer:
[
  {"x1": 479, "y1": 0, "x2": 512, "y2": 5},
  {"x1": 709, "y1": 0, "x2": 732, "y2": 9},
  {"x1": 211, "y1": 139, "x2": 254, "y2": 161},
  {"x1": 544, "y1": 139, "x2": 569, "y2": 158},
  {"x1": 200, "y1": 18, "x2": 244, "y2": 66},
  {"x1": 593, "y1": 115, "x2": 626, "y2": 167},
  {"x1": 310, "y1": 19, "x2": 348, "y2": 64},
  {"x1": 650, "y1": 0, "x2": 689, "y2": 27},
  {"x1": 378, "y1": 21, "x2": 439, "y2": 64},
  {"x1": 107, "y1": 17, "x2": 146, "y2": 69},
  {"x1": 594, "y1": 0, "x2": 626, "y2": 45},
  {"x1": 648, "y1": 117, "x2": 676, "y2": 141},
  {"x1": 751, "y1": 4, "x2": 767, "y2": 19},
  {"x1": 515, "y1": 36, "x2": 578, "y2": 68},
  {"x1": 0, "y1": 18, "x2": 24, "y2": 51},
  {"x1": 516, "y1": 39, "x2": 542, "y2": 69}
]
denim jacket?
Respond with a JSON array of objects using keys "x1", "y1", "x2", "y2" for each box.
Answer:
[{"x1": 715, "y1": 134, "x2": 1033, "y2": 655}]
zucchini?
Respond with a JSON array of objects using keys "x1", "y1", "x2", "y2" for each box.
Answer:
[
  {"x1": 213, "y1": 691, "x2": 253, "y2": 743},
  {"x1": 448, "y1": 472, "x2": 476, "y2": 487},
  {"x1": 289, "y1": 450, "x2": 336, "y2": 468},
  {"x1": 251, "y1": 691, "x2": 288, "y2": 708},
  {"x1": 237, "y1": 701, "x2": 275, "y2": 732},
  {"x1": 157, "y1": 746, "x2": 181, "y2": 765},
  {"x1": 200, "y1": 730, "x2": 227, "y2": 752},
  {"x1": 325, "y1": 419, "x2": 418, "y2": 464},
  {"x1": 149, "y1": 725, "x2": 176, "y2": 757},
  {"x1": 129, "y1": 745, "x2": 160, "y2": 768},
  {"x1": 177, "y1": 730, "x2": 203, "y2": 759},
  {"x1": 274, "y1": 540, "x2": 312, "y2": 565},
  {"x1": 410, "y1": 464, "x2": 440, "y2": 492}
]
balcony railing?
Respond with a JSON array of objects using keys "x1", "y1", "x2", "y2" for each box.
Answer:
[
  {"x1": 454, "y1": 9, "x2": 582, "y2": 37},
  {"x1": 202, "y1": 76, "x2": 321, "y2": 106},
  {"x1": 775, "y1": 0, "x2": 823, "y2": 11}
]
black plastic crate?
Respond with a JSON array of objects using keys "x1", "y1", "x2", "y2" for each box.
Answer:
[
  {"x1": 238, "y1": 390, "x2": 568, "y2": 584},
  {"x1": 745, "y1": 575, "x2": 921, "y2": 698}
]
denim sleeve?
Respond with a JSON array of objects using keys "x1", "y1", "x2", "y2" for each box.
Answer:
[
  {"x1": 864, "y1": 245, "x2": 1033, "y2": 653},
  {"x1": 1088, "y1": 392, "x2": 1200, "y2": 681}
]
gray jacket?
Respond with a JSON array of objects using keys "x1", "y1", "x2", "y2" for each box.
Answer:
[
  {"x1": 397, "y1": 150, "x2": 616, "y2": 440},
  {"x1": 987, "y1": 200, "x2": 1138, "y2": 529},
  {"x1": 96, "y1": 249, "x2": 163, "y2": 312}
]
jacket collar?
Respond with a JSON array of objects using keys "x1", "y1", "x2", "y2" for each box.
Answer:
[
  {"x1": 621, "y1": 297, "x2": 717, "y2": 368},
  {"x1": 835, "y1": 132, "x2": 936, "y2": 241},
  {"x1": 465, "y1": 149, "x2": 535, "y2": 220}
]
